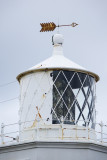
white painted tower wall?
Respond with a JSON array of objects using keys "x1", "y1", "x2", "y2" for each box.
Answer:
[{"x1": 17, "y1": 34, "x2": 99, "y2": 142}]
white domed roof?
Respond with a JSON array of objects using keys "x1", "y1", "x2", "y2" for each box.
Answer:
[
  {"x1": 29, "y1": 55, "x2": 85, "y2": 71},
  {"x1": 17, "y1": 33, "x2": 99, "y2": 82}
]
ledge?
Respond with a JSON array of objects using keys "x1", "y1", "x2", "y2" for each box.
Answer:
[{"x1": 0, "y1": 141, "x2": 107, "y2": 154}]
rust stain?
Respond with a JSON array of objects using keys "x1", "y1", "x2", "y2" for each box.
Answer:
[
  {"x1": 2, "y1": 142, "x2": 5, "y2": 145},
  {"x1": 76, "y1": 126, "x2": 78, "y2": 140},
  {"x1": 42, "y1": 93, "x2": 47, "y2": 98},
  {"x1": 30, "y1": 106, "x2": 42, "y2": 128},
  {"x1": 36, "y1": 106, "x2": 42, "y2": 119},
  {"x1": 30, "y1": 119, "x2": 37, "y2": 128},
  {"x1": 38, "y1": 112, "x2": 42, "y2": 119},
  {"x1": 36, "y1": 106, "x2": 38, "y2": 110},
  {"x1": 42, "y1": 94, "x2": 46, "y2": 98},
  {"x1": 62, "y1": 128, "x2": 64, "y2": 140}
]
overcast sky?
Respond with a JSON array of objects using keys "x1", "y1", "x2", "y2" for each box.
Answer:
[{"x1": 0, "y1": 0, "x2": 107, "y2": 127}]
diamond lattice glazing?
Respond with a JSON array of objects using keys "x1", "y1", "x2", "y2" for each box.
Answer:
[{"x1": 52, "y1": 70, "x2": 96, "y2": 128}]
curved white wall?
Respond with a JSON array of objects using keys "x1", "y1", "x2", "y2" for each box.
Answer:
[{"x1": 19, "y1": 71, "x2": 53, "y2": 131}]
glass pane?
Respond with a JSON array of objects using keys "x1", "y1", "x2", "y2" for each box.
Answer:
[
  {"x1": 53, "y1": 71, "x2": 67, "y2": 95},
  {"x1": 70, "y1": 72, "x2": 81, "y2": 89},
  {"x1": 52, "y1": 70, "x2": 96, "y2": 128}
]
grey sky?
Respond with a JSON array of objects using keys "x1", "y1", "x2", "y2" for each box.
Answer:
[{"x1": 0, "y1": 0, "x2": 107, "y2": 126}]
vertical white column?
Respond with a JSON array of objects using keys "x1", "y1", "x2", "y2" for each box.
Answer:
[
  {"x1": 86, "y1": 119, "x2": 89, "y2": 140},
  {"x1": 100, "y1": 121, "x2": 103, "y2": 143},
  {"x1": 1, "y1": 123, "x2": 4, "y2": 144}
]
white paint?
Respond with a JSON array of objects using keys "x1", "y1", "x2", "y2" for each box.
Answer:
[
  {"x1": 29, "y1": 34, "x2": 84, "y2": 70},
  {"x1": 17, "y1": 34, "x2": 99, "y2": 82},
  {"x1": 19, "y1": 71, "x2": 53, "y2": 136},
  {"x1": 52, "y1": 33, "x2": 64, "y2": 45},
  {"x1": 18, "y1": 33, "x2": 98, "y2": 142},
  {"x1": 20, "y1": 124, "x2": 96, "y2": 142}
]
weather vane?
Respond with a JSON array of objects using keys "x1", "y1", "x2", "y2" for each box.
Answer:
[{"x1": 40, "y1": 22, "x2": 78, "y2": 32}]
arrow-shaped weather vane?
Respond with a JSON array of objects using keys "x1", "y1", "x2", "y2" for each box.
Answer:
[{"x1": 40, "y1": 22, "x2": 78, "y2": 32}]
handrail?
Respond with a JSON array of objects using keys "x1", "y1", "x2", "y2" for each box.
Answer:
[{"x1": 0, "y1": 119, "x2": 107, "y2": 145}]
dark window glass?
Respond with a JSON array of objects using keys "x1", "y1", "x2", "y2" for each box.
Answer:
[{"x1": 52, "y1": 70, "x2": 95, "y2": 129}]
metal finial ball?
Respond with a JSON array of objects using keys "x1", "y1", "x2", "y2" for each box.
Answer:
[{"x1": 52, "y1": 34, "x2": 64, "y2": 45}]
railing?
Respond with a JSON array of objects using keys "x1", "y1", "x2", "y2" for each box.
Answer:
[{"x1": 0, "y1": 120, "x2": 107, "y2": 146}]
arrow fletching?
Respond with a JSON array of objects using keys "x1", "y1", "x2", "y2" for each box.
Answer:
[{"x1": 40, "y1": 22, "x2": 56, "y2": 32}]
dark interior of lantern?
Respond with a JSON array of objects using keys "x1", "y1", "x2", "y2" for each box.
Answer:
[{"x1": 51, "y1": 70, "x2": 95, "y2": 129}]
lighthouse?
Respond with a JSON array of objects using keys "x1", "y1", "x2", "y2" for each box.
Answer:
[
  {"x1": 0, "y1": 33, "x2": 107, "y2": 160},
  {"x1": 17, "y1": 33, "x2": 99, "y2": 142}
]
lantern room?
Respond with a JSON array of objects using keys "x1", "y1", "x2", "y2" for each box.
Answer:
[{"x1": 17, "y1": 33, "x2": 99, "y2": 141}]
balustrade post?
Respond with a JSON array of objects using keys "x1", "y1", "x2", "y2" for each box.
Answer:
[
  {"x1": 37, "y1": 120, "x2": 39, "y2": 141},
  {"x1": 19, "y1": 120, "x2": 21, "y2": 141},
  {"x1": 86, "y1": 119, "x2": 89, "y2": 140},
  {"x1": 1, "y1": 123, "x2": 5, "y2": 145},
  {"x1": 100, "y1": 121, "x2": 103, "y2": 143},
  {"x1": 61, "y1": 120, "x2": 64, "y2": 140}
]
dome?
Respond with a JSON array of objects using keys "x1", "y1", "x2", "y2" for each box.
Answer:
[{"x1": 17, "y1": 34, "x2": 99, "y2": 82}]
